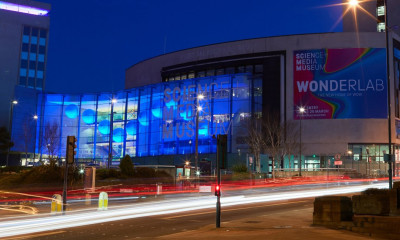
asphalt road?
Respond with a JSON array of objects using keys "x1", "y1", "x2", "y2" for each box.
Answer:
[{"x1": 12, "y1": 198, "x2": 316, "y2": 240}]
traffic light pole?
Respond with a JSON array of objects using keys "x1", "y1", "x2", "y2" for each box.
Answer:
[
  {"x1": 63, "y1": 161, "x2": 68, "y2": 213},
  {"x1": 216, "y1": 140, "x2": 221, "y2": 228},
  {"x1": 63, "y1": 136, "x2": 77, "y2": 213}
]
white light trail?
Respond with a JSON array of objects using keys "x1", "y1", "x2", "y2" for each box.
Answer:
[{"x1": 0, "y1": 183, "x2": 387, "y2": 238}]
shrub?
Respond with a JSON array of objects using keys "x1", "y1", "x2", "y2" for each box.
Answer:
[
  {"x1": 96, "y1": 168, "x2": 121, "y2": 180},
  {"x1": 120, "y1": 155, "x2": 134, "y2": 176},
  {"x1": 135, "y1": 167, "x2": 156, "y2": 178},
  {"x1": 232, "y1": 164, "x2": 248, "y2": 173}
]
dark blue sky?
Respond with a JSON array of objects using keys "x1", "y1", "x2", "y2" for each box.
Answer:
[{"x1": 40, "y1": 0, "x2": 343, "y2": 94}]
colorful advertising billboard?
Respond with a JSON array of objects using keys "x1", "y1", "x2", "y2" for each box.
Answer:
[{"x1": 293, "y1": 48, "x2": 387, "y2": 119}]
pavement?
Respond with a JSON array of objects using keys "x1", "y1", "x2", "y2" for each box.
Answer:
[{"x1": 158, "y1": 203, "x2": 380, "y2": 240}]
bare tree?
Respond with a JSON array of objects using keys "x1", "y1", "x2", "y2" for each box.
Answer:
[
  {"x1": 246, "y1": 118, "x2": 263, "y2": 173},
  {"x1": 42, "y1": 121, "x2": 60, "y2": 166},
  {"x1": 281, "y1": 120, "x2": 301, "y2": 172},
  {"x1": 262, "y1": 113, "x2": 284, "y2": 180}
]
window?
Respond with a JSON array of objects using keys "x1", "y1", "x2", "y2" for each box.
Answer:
[
  {"x1": 39, "y1": 29, "x2": 47, "y2": 38},
  {"x1": 21, "y1": 52, "x2": 28, "y2": 60},
  {"x1": 255, "y1": 64, "x2": 263, "y2": 73},
  {"x1": 31, "y1": 36, "x2": 37, "y2": 44},
  {"x1": 37, "y1": 62, "x2": 45, "y2": 70},
  {"x1": 377, "y1": 6, "x2": 385, "y2": 16},
  {"x1": 22, "y1": 35, "x2": 29, "y2": 43},
  {"x1": 237, "y1": 66, "x2": 245, "y2": 73},
  {"x1": 188, "y1": 72, "x2": 195, "y2": 79},
  {"x1": 28, "y1": 69, "x2": 35, "y2": 77},
  {"x1": 19, "y1": 68, "x2": 27, "y2": 77},
  {"x1": 23, "y1": 26, "x2": 30, "y2": 35},
  {"x1": 22, "y1": 43, "x2": 29, "y2": 52},
  {"x1": 19, "y1": 76, "x2": 26, "y2": 86},
  {"x1": 216, "y1": 68, "x2": 224, "y2": 75},
  {"x1": 196, "y1": 71, "x2": 205, "y2": 78},
  {"x1": 30, "y1": 44, "x2": 37, "y2": 53},
  {"x1": 38, "y1": 54, "x2": 45, "y2": 62},
  {"x1": 39, "y1": 46, "x2": 46, "y2": 54},
  {"x1": 225, "y1": 67, "x2": 235, "y2": 74},
  {"x1": 206, "y1": 69, "x2": 215, "y2": 76},
  {"x1": 29, "y1": 61, "x2": 36, "y2": 69},
  {"x1": 31, "y1": 28, "x2": 38, "y2": 36},
  {"x1": 28, "y1": 77, "x2": 35, "y2": 88},
  {"x1": 39, "y1": 38, "x2": 46, "y2": 46},
  {"x1": 20, "y1": 60, "x2": 28, "y2": 68},
  {"x1": 377, "y1": 22, "x2": 385, "y2": 32},
  {"x1": 36, "y1": 79, "x2": 43, "y2": 89},
  {"x1": 37, "y1": 70, "x2": 44, "y2": 79},
  {"x1": 29, "y1": 53, "x2": 36, "y2": 61}
]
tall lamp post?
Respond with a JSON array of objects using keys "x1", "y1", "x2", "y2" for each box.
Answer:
[
  {"x1": 383, "y1": 0, "x2": 393, "y2": 189},
  {"x1": 33, "y1": 114, "x2": 38, "y2": 163},
  {"x1": 6, "y1": 100, "x2": 18, "y2": 166},
  {"x1": 298, "y1": 106, "x2": 305, "y2": 176},
  {"x1": 195, "y1": 93, "x2": 204, "y2": 179}
]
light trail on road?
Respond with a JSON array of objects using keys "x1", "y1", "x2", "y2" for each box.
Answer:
[{"x1": 0, "y1": 182, "x2": 387, "y2": 238}]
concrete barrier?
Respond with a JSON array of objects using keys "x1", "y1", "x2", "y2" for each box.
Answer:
[
  {"x1": 51, "y1": 194, "x2": 62, "y2": 214},
  {"x1": 98, "y1": 192, "x2": 108, "y2": 210},
  {"x1": 352, "y1": 189, "x2": 390, "y2": 215},
  {"x1": 313, "y1": 196, "x2": 353, "y2": 226}
]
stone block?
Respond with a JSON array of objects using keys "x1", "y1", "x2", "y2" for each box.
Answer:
[
  {"x1": 313, "y1": 196, "x2": 353, "y2": 226},
  {"x1": 353, "y1": 189, "x2": 390, "y2": 215}
]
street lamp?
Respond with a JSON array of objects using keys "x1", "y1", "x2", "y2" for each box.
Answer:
[
  {"x1": 383, "y1": 0, "x2": 393, "y2": 189},
  {"x1": 195, "y1": 93, "x2": 204, "y2": 181},
  {"x1": 298, "y1": 106, "x2": 306, "y2": 176},
  {"x1": 6, "y1": 100, "x2": 18, "y2": 166},
  {"x1": 33, "y1": 115, "x2": 38, "y2": 163},
  {"x1": 348, "y1": 0, "x2": 359, "y2": 7}
]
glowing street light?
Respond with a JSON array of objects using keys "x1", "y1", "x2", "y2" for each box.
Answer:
[
  {"x1": 348, "y1": 0, "x2": 359, "y2": 7},
  {"x1": 298, "y1": 106, "x2": 306, "y2": 176},
  {"x1": 195, "y1": 93, "x2": 204, "y2": 182},
  {"x1": 6, "y1": 100, "x2": 18, "y2": 166}
]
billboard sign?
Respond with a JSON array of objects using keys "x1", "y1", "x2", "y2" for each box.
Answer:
[{"x1": 294, "y1": 48, "x2": 387, "y2": 119}]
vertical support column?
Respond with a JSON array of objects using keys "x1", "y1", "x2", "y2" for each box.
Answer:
[
  {"x1": 76, "y1": 95, "x2": 82, "y2": 163},
  {"x1": 58, "y1": 95, "x2": 65, "y2": 158},
  {"x1": 123, "y1": 92, "x2": 129, "y2": 157},
  {"x1": 93, "y1": 94, "x2": 99, "y2": 162}
]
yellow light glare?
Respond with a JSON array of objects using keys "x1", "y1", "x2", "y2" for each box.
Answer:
[{"x1": 348, "y1": 0, "x2": 359, "y2": 6}]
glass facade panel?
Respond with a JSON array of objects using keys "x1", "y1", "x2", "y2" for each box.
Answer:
[{"x1": 35, "y1": 73, "x2": 253, "y2": 164}]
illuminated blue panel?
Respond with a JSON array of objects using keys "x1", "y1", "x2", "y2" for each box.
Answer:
[
  {"x1": 98, "y1": 120, "x2": 110, "y2": 134},
  {"x1": 82, "y1": 109, "x2": 96, "y2": 124},
  {"x1": 34, "y1": 73, "x2": 253, "y2": 162},
  {"x1": 113, "y1": 128, "x2": 124, "y2": 143},
  {"x1": 65, "y1": 104, "x2": 79, "y2": 119}
]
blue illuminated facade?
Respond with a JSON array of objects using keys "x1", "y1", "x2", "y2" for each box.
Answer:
[{"x1": 34, "y1": 73, "x2": 261, "y2": 166}]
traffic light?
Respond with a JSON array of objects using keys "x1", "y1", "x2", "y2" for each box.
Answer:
[
  {"x1": 215, "y1": 185, "x2": 221, "y2": 197},
  {"x1": 66, "y1": 136, "x2": 77, "y2": 164},
  {"x1": 217, "y1": 134, "x2": 227, "y2": 169}
]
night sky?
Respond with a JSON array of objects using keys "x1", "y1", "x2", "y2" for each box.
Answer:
[{"x1": 39, "y1": 0, "x2": 343, "y2": 94}]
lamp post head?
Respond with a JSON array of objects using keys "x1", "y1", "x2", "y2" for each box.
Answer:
[
  {"x1": 33, "y1": 115, "x2": 38, "y2": 120},
  {"x1": 111, "y1": 99, "x2": 117, "y2": 104},
  {"x1": 12, "y1": 100, "x2": 18, "y2": 105},
  {"x1": 348, "y1": 0, "x2": 359, "y2": 7}
]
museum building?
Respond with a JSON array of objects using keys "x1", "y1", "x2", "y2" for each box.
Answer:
[{"x1": 10, "y1": 30, "x2": 400, "y2": 175}]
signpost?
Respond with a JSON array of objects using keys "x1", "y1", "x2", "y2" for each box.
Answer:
[{"x1": 215, "y1": 134, "x2": 227, "y2": 228}]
